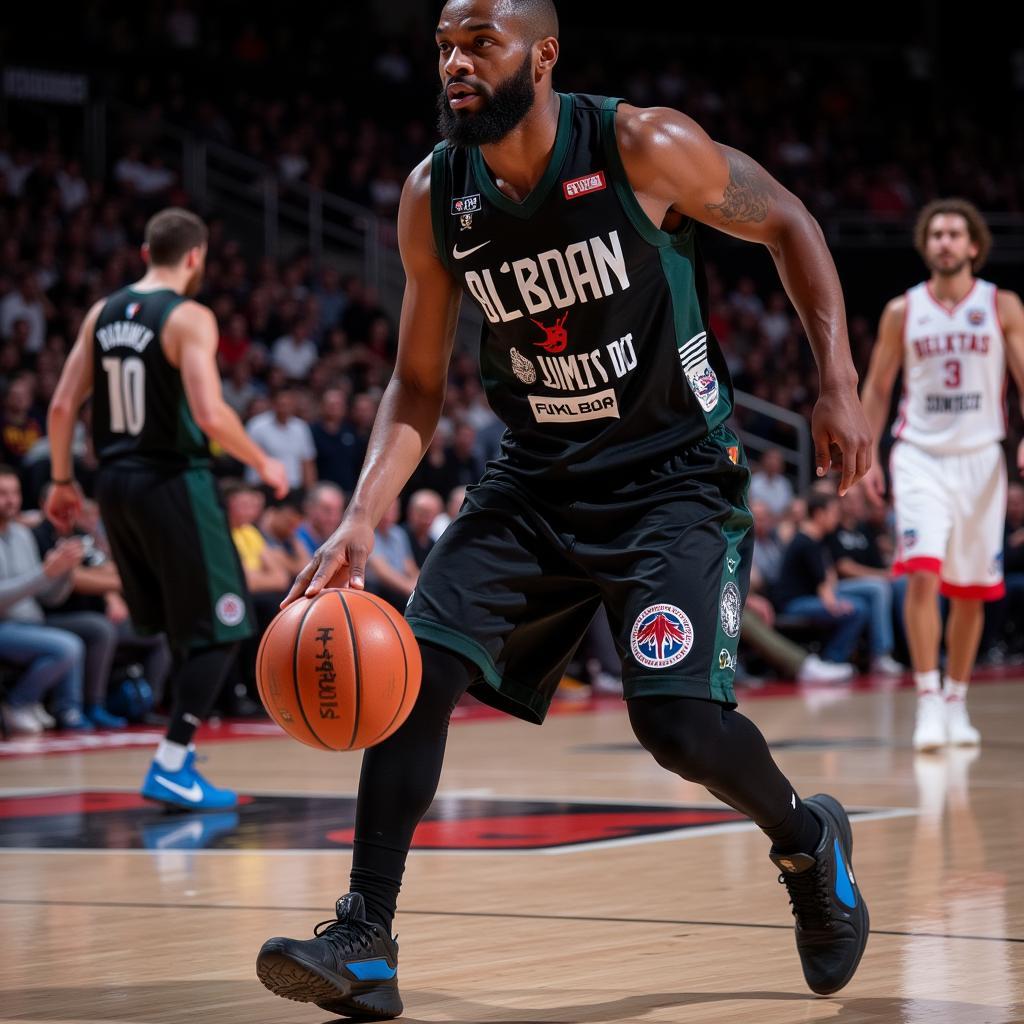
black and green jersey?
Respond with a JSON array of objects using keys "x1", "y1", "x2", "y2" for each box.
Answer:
[
  {"x1": 430, "y1": 91, "x2": 733, "y2": 485},
  {"x1": 92, "y1": 286, "x2": 209, "y2": 469}
]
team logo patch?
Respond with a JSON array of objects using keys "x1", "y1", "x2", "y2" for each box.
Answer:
[
  {"x1": 451, "y1": 193, "x2": 480, "y2": 215},
  {"x1": 678, "y1": 331, "x2": 719, "y2": 412},
  {"x1": 688, "y1": 366, "x2": 720, "y2": 412},
  {"x1": 562, "y1": 170, "x2": 607, "y2": 200},
  {"x1": 459, "y1": 212, "x2": 474, "y2": 231},
  {"x1": 125, "y1": 302, "x2": 141, "y2": 319},
  {"x1": 718, "y1": 649, "x2": 735, "y2": 671},
  {"x1": 630, "y1": 603, "x2": 694, "y2": 669},
  {"x1": 902, "y1": 528, "x2": 918, "y2": 550},
  {"x1": 531, "y1": 311, "x2": 570, "y2": 353},
  {"x1": 720, "y1": 581, "x2": 742, "y2": 638},
  {"x1": 510, "y1": 347, "x2": 537, "y2": 384},
  {"x1": 727, "y1": 557, "x2": 738, "y2": 573},
  {"x1": 967, "y1": 308, "x2": 986, "y2": 326},
  {"x1": 216, "y1": 593, "x2": 245, "y2": 626},
  {"x1": 727, "y1": 445, "x2": 739, "y2": 465}
]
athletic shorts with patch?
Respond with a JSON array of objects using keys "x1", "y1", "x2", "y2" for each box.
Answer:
[
  {"x1": 96, "y1": 464, "x2": 255, "y2": 652},
  {"x1": 405, "y1": 425, "x2": 753, "y2": 724},
  {"x1": 890, "y1": 439, "x2": 1006, "y2": 600}
]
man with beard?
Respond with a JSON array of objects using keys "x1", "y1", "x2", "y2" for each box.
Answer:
[
  {"x1": 45, "y1": 207, "x2": 288, "y2": 808},
  {"x1": 862, "y1": 200, "x2": 1024, "y2": 750},
  {"x1": 256, "y1": 1, "x2": 874, "y2": 1016}
]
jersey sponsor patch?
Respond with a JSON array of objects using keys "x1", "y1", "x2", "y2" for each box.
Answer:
[
  {"x1": 125, "y1": 302, "x2": 141, "y2": 319},
  {"x1": 510, "y1": 347, "x2": 537, "y2": 384},
  {"x1": 562, "y1": 170, "x2": 607, "y2": 200},
  {"x1": 678, "y1": 330, "x2": 719, "y2": 412},
  {"x1": 720, "y1": 581, "x2": 742, "y2": 638},
  {"x1": 451, "y1": 193, "x2": 480, "y2": 215},
  {"x1": 967, "y1": 308, "x2": 986, "y2": 326},
  {"x1": 630, "y1": 603, "x2": 694, "y2": 669},
  {"x1": 216, "y1": 593, "x2": 246, "y2": 626},
  {"x1": 528, "y1": 388, "x2": 620, "y2": 423}
]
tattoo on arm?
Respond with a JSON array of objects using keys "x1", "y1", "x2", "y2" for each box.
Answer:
[{"x1": 705, "y1": 152, "x2": 774, "y2": 224}]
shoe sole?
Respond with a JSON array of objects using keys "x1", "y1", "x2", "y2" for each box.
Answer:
[
  {"x1": 256, "y1": 946, "x2": 402, "y2": 1020},
  {"x1": 804, "y1": 794, "x2": 871, "y2": 996}
]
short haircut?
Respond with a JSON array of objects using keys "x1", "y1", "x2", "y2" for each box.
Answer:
[
  {"x1": 0, "y1": 463, "x2": 18, "y2": 480},
  {"x1": 510, "y1": 0, "x2": 559, "y2": 40},
  {"x1": 144, "y1": 207, "x2": 208, "y2": 266},
  {"x1": 806, "y1": 491, "x2": 838, "y2": 519},
  {"x1": 913, "y1": 198, "x2": 992, "y2": 272}
]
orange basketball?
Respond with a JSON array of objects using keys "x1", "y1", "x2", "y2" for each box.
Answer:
[{"x1": 255, "y1": 588, "x2": 422, "y2": 751}]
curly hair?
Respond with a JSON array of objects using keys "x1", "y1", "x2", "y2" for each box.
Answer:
[{"x1": 913, "y1": 198, "x2": 992, "y2": 272}]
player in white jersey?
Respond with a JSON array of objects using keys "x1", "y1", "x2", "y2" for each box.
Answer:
[{"x1": 861, "y1": 199, "x2": 1024, "y2": 750}]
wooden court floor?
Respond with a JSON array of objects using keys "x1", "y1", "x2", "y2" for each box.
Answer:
[{"x1": 2, "y1": 674, "x2": 1023, "y2": 1023}]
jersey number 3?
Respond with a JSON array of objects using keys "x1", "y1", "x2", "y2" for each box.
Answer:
[
  {"x1": 102, "y1": 356, "x2": 146, "y2": 435},
  {"x1": 943, "y1": 359, "x2": 961, "y2": 388}
]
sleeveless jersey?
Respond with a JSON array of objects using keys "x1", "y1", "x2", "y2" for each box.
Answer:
[
  {"x1": 893, "y1": 278, "x2": 1006, "y2": 453},
  {"x1": 430, "y1": 91, "x2": 733, "y2": 485},
  {"x1": 92, "y1": 285, "x2": 209, "y2": 469}
]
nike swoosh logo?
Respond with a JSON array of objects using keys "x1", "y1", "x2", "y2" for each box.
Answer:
[
  {"x1": 154, "y1": 775, "x2": 203, "y2": 802},
  {"x1": 452, "y1": 241, "x2": 491, "y2": 260}
]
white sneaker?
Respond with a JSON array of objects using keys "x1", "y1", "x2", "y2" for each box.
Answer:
[
  {"x1": 871, "y1": 654, "x2": 905, "y2": 676},
  {"x1": 29, "y1": 703, "x2": 56, "y2": 729},
  {"x1": 797, "y1": 654, "x2": 855, "y2": 683},
  {"x1": 1, "y1": 703, "x2": 44, "y2": 736},
  {"x1": 913, "y1": 692, "x2": 947, "y2": 751},
  {"x1": 946, "y1": 698, "x2": 981, "y2": 746}
]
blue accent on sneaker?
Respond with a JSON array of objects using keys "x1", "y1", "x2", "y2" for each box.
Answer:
[
  {"x1": 833, "y1": 837, "x2": 857, "y2": 908},
  {"x1": 347, "y1": 958, "x2": 398, "y2": 981},
  {"x1": 141, "y1": 751, "x2": 238, "y2": 810}
]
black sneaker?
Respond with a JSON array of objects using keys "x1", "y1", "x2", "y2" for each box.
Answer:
[
  {"x1": 770, "y1": 793, "x2": 870, "y2": 995},
  {"x1": 256, "y1": 893, "x2": 402, "y2": 1020}
]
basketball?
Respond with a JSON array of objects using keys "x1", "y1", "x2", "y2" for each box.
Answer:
[{"x1": 256, "y1": 589, "x2": 422, "y2": 751}]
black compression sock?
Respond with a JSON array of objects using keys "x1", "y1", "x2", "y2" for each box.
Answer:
[{"x1": 763, "y1": 795, "x2": 823, "y2": 856}]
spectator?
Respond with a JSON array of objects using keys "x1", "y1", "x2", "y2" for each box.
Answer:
[
  {"x1": 296, "y1": 482, "x2": 345, "y2": 558},
  {"x1": 218, "y1": 312, "x2": 251, "y2": 369},
  {"x1": 366, "y1": 497, "x2": 418, "y2": 610},
  {"x1": 829, "y1": 486, "x2": 904, "y2": 675},
  {"x1": 0, "y1": 464, "x2": 89, "y2": 733},
  {"x1": 1, "y1": 375, "x2": 44, "y2": 473},
  {"x1": 772, "y1": 491, "x2": 870, "y2": 665},
  {"x1": 403, "y1": 489, "x2": 442, "y2": 568},
  {"x1": 221, "y1": 354, "x2": 265, "y2": 418},
  {"x1": 311, "y1": 389, "x2": 361, "y2": 494},
  {"x1": 750, "y1": 498, "x2": 784, "y2": 591},
  {"x1": 429, "y1": 485, "x2": 467, "y2": 542},
  {"x1": 245, "y1": 389, "x2": 317, "y2": 489},
  {"x1": 271, "y1": 318, "x2": 319, "y2": 381},
  {"x1": 224, "y1": 481, "x2": 287, "y2": 596},
  {"x1": 0, "y1": 273, "x2": 51, "y2": 353},
  {"x1": 259, "y1": 490, "x2": 308, "y2": 577},
  {"x1": 749, "y1": 448, "x2": 795, "y2": 518}
]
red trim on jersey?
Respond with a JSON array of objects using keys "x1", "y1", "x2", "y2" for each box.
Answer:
[
  {"x1": 892, "y1": 556, "x2": 942, "y2": 577},
  {"x1": 992, "y1": 283, "x2": 1006, "y2": 335},
  {"x1": 924, "y1": 278, "x2": 979, "y2": 317},
  {"x1": 992, "y1": 284, "x2": 1010, "y2": 434},
  {"x1": 939, "y1": 579, "x2": 1006, "y2": 601}
]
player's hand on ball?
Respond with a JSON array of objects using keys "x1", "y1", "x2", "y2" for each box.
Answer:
[
  {"x1": 281, "y1": 517, "x2": 377, "y2": 607},
  {"x1": 810, "y1": 386, "x2": 872, "y2": 497},
  {"x1": 257, "y1": 456, "x2": 289, "y2": 500}
]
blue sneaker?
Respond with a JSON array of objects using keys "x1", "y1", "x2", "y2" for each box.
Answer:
[
  {"x1": 86, "y1": 704, "x2": 128, "y2": 729},
  {"x1": 141, "y1": 751, "x2": 238, "y2": 810},
  {"x1": 770, "y1": 793, "x2": 870, "y2": 994}
]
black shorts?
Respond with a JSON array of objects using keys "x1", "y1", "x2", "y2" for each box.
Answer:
[
  {"x1": 96, "y1": 464, "x2": 254, "y2": 653},
  {"x1": 406, "y1": 425, "x2": 753, "y2": 723}
]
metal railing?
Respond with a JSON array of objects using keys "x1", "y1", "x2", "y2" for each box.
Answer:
[{"x1": 732, "y1": 388, "x2": 813, "y2": 494}]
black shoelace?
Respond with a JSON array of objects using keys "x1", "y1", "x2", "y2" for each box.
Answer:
[
  {"x1": 313, "y1": 915, "x2": 382, "y2": 957},
  {"x1": 777, "y1": 862, "x2": 834, "y2": 932}
]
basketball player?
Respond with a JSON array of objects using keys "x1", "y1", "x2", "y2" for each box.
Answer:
[
  {"x1": 45, "y1": 208, "x2": 289, "y2": 809},
  {"x1": 862, "y1": 200, "x2": 1024, "y2": 751},
  {"x1": 256, "y1": 2, "x2": 873, "y2": 1015}
]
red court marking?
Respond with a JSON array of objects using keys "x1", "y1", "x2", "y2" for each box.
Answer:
[{"x1": 327, "y1": 809, "x2": 743, "y2": 849}]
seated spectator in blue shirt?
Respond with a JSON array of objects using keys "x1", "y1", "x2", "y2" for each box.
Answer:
[
  {"x1": 772, "y1": 491, "x2": 870, "y2": 665},
  {"x1": 296, "y1": 483, "x2": 346, "y2": 559},
  {"x1": 403, "y1": 489, "x2": 442, "y2": 569},
  {"x1": 366, "y1": 498, "x2": 418, "y2": 610}
]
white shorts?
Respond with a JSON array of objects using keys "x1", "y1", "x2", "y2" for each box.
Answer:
[{"x1": 890, "y1": 440, "x2": 1006, "y2": 600}]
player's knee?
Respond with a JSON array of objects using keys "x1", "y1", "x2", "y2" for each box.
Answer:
[
  {"x1": 415, "y1": 642, "x2": 477, "y2": 718},
  {"x1": 628, "y1": 698, "x2": 718, "y2": 784},
  {"x1": 906, "y1": 571, "x2": 940, "y2": 599}
]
